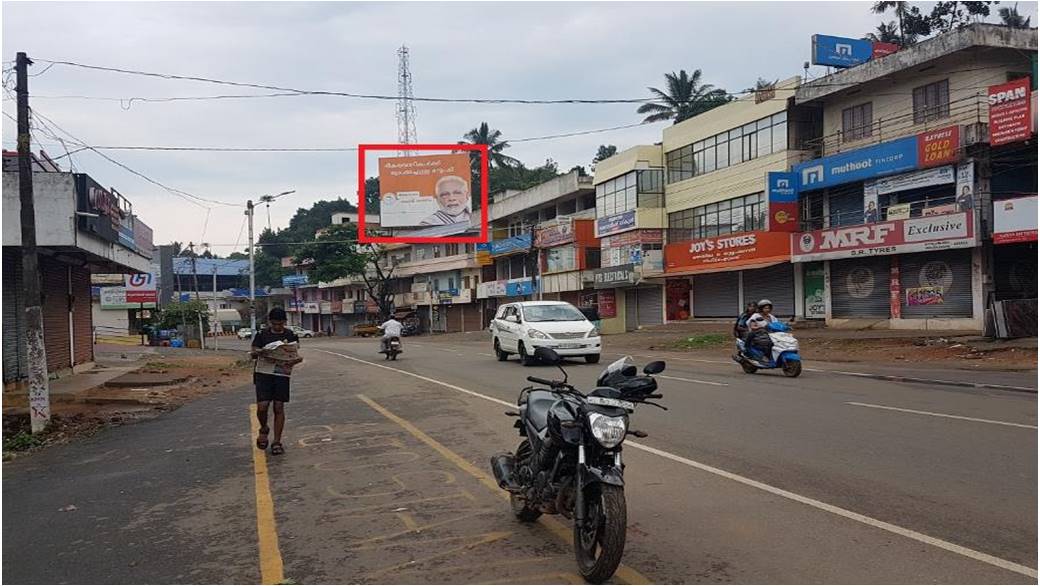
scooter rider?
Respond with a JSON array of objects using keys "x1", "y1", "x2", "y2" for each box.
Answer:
[
  {"x1": 733, "y1": 301, "x2": 757, "y2": 338},
  {"x1": 744, "y1": 299, "x2": 779, "y2": 355},
  {"x1": 378, "y1": 315, "x2": 404, "y2": 352}
]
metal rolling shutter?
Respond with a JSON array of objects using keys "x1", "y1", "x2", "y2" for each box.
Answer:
[
  {"x1": 742, "y1": 264, "x2": 795, "y2": 317},
  {"x1": 624, "y1": 289, "x2": 637, "y2": 332},
  {"x1": 831, "y1": 257, "x2": 891, "y2": 318},
  {"x1": 2, "y1": 249, "x2": 27, "y2": 382},
  {"x1": 692, "y1": 272, "x2": 739, "y2": 317},
  {"x1": 636, "y1": 287, "x2": 664, "y2": 327},
  {"x1": 900, "y1": 250, "x2": 973, "y2": 317}
]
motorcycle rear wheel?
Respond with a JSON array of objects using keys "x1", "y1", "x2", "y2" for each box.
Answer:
[
  {"x1": 574, "y1": 484, "x2": 626, "y2": 584},
  {"x1": 740, "y1": 361, "x2": 758, "y2": 374},
  {"x1": 510, "y1": 440, "x2": 541, "y2": 522}
]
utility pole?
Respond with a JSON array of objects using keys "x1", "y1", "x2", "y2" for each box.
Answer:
[
  {"x1": 187, "y1": 241, "x2": 200, "y2": 300},
  {"x1": 212, "y1": 265, "x2": 219, "y2": 350},
  {"x1": 247, "y1": 200, "x2": 256, "y2": 332},
  {"x1": 16, "y1": 52, "x2": 51, "y2": 434}
]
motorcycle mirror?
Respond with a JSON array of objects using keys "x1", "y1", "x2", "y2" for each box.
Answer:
[
  {"x1": 643, "y1": 361, "x2": 666, "y2": 375},
  {"x1": 533, "y1": 346, "x2": 561, "y2": 364}
]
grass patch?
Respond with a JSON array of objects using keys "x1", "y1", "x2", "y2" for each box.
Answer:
[
  {"x1": 673, "y1": 333, "x2": 729, "y2": 349},
  {"x1": 3, "y1": 430, "x2": 44, "y2": 452}
]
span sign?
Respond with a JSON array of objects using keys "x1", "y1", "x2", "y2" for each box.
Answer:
[
  {"x1": 791, "y1": 210, "x2": 975, "y2": 262},
  {"x1": 988, "y1": 78, "x2": 1032, "y2": 146}
]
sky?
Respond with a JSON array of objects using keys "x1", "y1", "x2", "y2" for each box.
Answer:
[{"x1": 3, "y1": 1, "x2": 1036, "y2": 251}]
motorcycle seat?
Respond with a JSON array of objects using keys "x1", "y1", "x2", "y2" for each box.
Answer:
[{"x1": 523, "y1": 390, "x2": 557, "y2": 432}]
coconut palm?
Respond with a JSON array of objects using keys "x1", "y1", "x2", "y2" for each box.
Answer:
[
  {"x1": 999, "y1": 3, "x2": 1032, "y2": 27},
  {"x1": 637, "y1": 69, "x2": 733, "y2": 124},
  {"x1": 462, "y1": 122, "x2": 520, "y2": 169},
  {"x1": 866, "y1": 21, "x2": 902, "y2": 43},
  {"x1": 872, "y1": 1, "x2": 932, "y2": 44}
]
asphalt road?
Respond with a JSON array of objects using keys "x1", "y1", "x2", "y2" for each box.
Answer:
[{"x1": 3, "y1": 335, "x2": 1036, "y2": 584}]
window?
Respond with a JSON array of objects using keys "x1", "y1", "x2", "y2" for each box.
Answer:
[
  {"x1": 842, "y1": 102, "x2": 873, "y2": 141},
  {"x1": 913, "y1": 79, "x2": 950, "y2": 124},
  {"x1": 433, "y1": 246, "x2": 442, "y2": 259},
  {"x1": 463, "y1": 275, "x2": 471, "y2": 290},
  {"x1": 445, "y1": 243, "x2": 460, "y2": 256},
  {"x1": 668, "y1": 192, "x2": 766, "y2": 241},
  {"x1": 665, "y1": 112, "x2": 788, "y2": 183}
]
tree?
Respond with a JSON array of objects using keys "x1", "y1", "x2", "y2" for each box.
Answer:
[
  {"x1": 636, "y1": 69, "x2": 733, "y2": 124},
  {"x1": 462, "y1": 122, "x2": 520, "y2": 169},
  {"x1": 488, "y1": 159, "x2": 560, "y2": 194},
  {"x1": 999, "y1": 2, "x2": 1032, "y2": 26},
  {"x1": 569, "y1": 165, "x2": 589, "y2": 177},
  {"x1": 592, "y1": 145, "x2": 618, "y2": 164},
  {"x1": 364, "y1": 177, "x2": 380, "y2": 214},
  {"x1": 930, "y1": 1, "x2": 996, "y2": 30},
  {"x1": 866, "y1": 21, "x2": 903, "y2": 42},
  {"x1": 872, "y1": 1, "x2": 932, "y2": 44},
  {"x1": 156, "y1": 299, "x2": 210, "y2": 331},
  {"x1": 227, "y1": 251, "x2": 249, "y2": 260},
  {"x1": 252, "y1": 250, "x2": 285, "y2": 288}
]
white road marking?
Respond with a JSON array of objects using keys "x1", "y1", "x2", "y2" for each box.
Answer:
[
  {"x1": 824, "y1": 370, "x2": 1037, "y2": 392},
  {"x1": 477, "y1": 353, "x2": 496, "y2": 358},
  {"x1": 846, "y1": 402, "x2": 1038, "y2": 430},
  {"x1": 313, "y1": 347, "x2": 1037, "y2": 580},
  {"x1": 657, "y1": 374, "x2": 728, "y2": 387}
]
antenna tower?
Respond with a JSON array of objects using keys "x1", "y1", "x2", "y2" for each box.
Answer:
[{"x1": 396, "y1": 45, "x2": 417, "y2": 153}]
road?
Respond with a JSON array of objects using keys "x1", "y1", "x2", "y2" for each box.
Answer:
[{"x1": 3, "y1": 335, "x2": 1036, "y2": 584}]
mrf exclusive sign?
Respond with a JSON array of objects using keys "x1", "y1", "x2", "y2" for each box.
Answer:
[
  {"x1": 791, "y1": 210, "x2": 975, "y2": 262},
  {"x1": 988, "y1": 78, "x2": 1032, "y2": 146}
]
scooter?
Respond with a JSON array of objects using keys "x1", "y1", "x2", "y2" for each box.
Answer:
[
  {"x1": 380, "y1": 336, "x2": 402, "y2": 361},
  {"x1": 733, "y1": 321, "x2": 802, "y2": 377}
]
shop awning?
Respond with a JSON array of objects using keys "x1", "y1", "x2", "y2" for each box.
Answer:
[{"x1": 663, "y1": 258, "x2": 789, "y2": 278}]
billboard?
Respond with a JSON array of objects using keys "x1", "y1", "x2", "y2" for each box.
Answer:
[
  {"x1": 124, "y1": 273, "x2": 157, "y2": 304},
  {"x1": 993, "y1": 196, "x2": 1038, "y2": 244},
  {"x1": 791, "y1": 210, "x2": 975, "y2": 262},
  {"x1": 665, "y1": 231, "x2": 791, "y2": 273},
  {"x1": 377, "y1": 153, "x2": 473, "y2": 228},
  {"x1": 812, "y1": 35, "x2": 873, "y2": 68},
  {"x1": 988, "y1": 78, "x2": 1032, "y2": 146},
  {"x1": 596, "y1": 210, "x2": 637, "y2": 238},
  {"x1": 793, "y1": 136, "x2": 918, "y2": 191},
  {"x1": 767, "y1": 172, "x2": 799, "y2": 232},
  {"x1": 100, "y1": 286, "x2": 156, "y2": 309}
]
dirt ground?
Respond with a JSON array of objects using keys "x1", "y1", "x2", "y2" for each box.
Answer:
[{"x1": 2, "y1": 353, "x2": 252, "y2": 460}]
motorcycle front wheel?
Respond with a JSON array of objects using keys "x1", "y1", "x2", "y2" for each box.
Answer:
[
  {"x1": 574, "y1": 484, "x2": 626, "y2": 584},
  {"x1": 782, "y1": 360, "x2": 802, "y2": 377}
]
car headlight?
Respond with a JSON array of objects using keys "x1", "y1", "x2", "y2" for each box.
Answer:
[
  {"x1": 528, "y1": 329, "x2": 549, "y2": 339},
  {"x1": 587, "y1": 412, "x2": 627, "y2": 448},
  {"x1": 586, "y1": 326, "x2": 600, "y2": 338}
]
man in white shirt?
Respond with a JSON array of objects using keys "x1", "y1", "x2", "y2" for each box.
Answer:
[
  {"x1": 378, "y1": 317, "x2": 404, "y2": 352},
  {"x1": 745, "y1": 299, "x2": 779, "y2": 356},
  {"x1": 420, "y1": 175, "x2": 471, "y2": 226}
]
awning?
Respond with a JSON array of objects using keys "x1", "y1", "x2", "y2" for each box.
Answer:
[{"x1": 663, "y1": 258, "x2": 788, "y2": 278}]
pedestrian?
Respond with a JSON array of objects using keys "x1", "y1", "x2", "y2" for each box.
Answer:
[{"x1": 251, "y1": 307, "x2": 302, "y2": 456}]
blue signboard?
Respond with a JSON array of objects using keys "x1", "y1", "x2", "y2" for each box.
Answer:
[
  {"x1": 812, "y1": 34, "x2": 873, "y2": 68},
  {"x1": 490, "y1": 233, "x2": 532, "y2": 256},
  {"x1": 282, "y1": 274, "x2": 310, "y2": 287},
  {"x1": 793, "y1": 136, "x2": 918, "y2": 191},
  {"x1": 596, "y1": 210, "x2": 637, "y2": 237},
  {"x1": 475, "y1": 242, "x2": 491, "y2": 252},
  {"x1": 767, "y1": 172, "x2": 799, "y2": 202},
  {"x1": 505, "y1": 278, "x2": 538, "y2": 297},
  {"x1": 229, "y1": 288, "x2": 269, "y2": 298}
]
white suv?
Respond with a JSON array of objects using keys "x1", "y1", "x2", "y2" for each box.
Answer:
[{"x1": 490, "y1": 301, "x2": 602, "y2": 365}]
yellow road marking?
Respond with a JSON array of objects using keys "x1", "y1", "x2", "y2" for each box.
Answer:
[
  {"x1": 249, "y1": 404, "x2": 285, "y2": 585},
  {"x1": 357, "y1": 394, "x2": 653, "y2": 585}
]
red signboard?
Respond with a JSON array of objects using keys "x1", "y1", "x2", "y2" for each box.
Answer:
[
  {"x1": 871, "y1": 42, "x2": 900, "y2": 58},
  {"x1": 601, "y1": 229, "x2": 663, "y2": 248},
  {"x1": 917, "y1": 125, "x2": 959, "y2": 168},
  {"x1": 598, "y1": 290, "x2": 617, "y2": 318},
  {"x1": 988, "y1": 78, "x2": 1032, "y2": 146},
  {"x1": 126, "y1": 290, "x2": 157, "y2": 304},
  {"x1": 665, "y1": 231, "x2": 791, "y2": 273},
  {"x1": 792, "y1": 210, "x2": 975, "y2": 262},
  {"x1": 534, "y1": 221, "x2": 575, "y2": 248},
  {"x1": 769, "y1": 202, "x2": 800, "y2": 232}
]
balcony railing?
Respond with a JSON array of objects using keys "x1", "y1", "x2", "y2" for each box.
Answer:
[{"x1": 800, "y1": 194, "x2": 969, "y2": 231}]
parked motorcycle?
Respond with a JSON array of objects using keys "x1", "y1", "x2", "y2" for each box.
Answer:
[
  {"x1": 733, "y1": 321, "x2": 802, "y2": 377},
  {"x1": 490, "y1": 347, "x2": 666, "y2": 583},
  {"x1": 380, "y1": 336, "x2": 402, "y2": 361}
]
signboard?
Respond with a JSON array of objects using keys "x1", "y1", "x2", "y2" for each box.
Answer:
[
  {"x1": 887, "y1": 203, "x2": 911, "y2": 220},
  {"x1": 665, "y1": 231, "x2": 791, "y2": 273},
  {"x1": 600, "y1": 229, "x2": 663, "y2": 247},
  {"x1": 906, "y1": 286, "x2": 945, "y2": 306},
  {"x1": 282, "y1": 274, "x2": 309, "y2": 287},
  {"x1": 867, "y1": 165, "x2": 954, "y2": 197},
  {"x1": 76, "y1": 174, "x2": 124, "y2": 247},
  {"x1": 132, "y1": 217, "x2": 154, "y2": 258},
  {"x1": 988, "y1": 78, "x2": 1032, "y2": 146},
  {"x1": 545, "y1": 246, "x2": 577, "y2": 273},
  {"x1": 596, "y1": 210, "x2": 637, "y2": 238},
  {"x1": 871, "y1": 42, "x2": 900, "y2": 58},
  {"x1": 791, "y1": 210, "x2": 975, "y2": 262},
  {"x1": 592, "y1": 264, "x2": 637, "y2": 289},
  {"x1": 767, "y1": 172, "x2": 799, "y2": 232},
  {"x1": 923, "y1": 204, "x2": 958, "y2": 217},
  {"x1": 803, "y1": 263, "x2": 826, "y2": 319},
  {"x1": 124, "y1": 273, "x2": 157, "y2": 304},
  {"x1": 378, "y1": 153, "x2": 473, "y2": 228},
  {"x1": 955, "y1": 160, "x2": 975, "y2": 213},
  {"x1": 490, "y1": 233, "x2": 532, "y2": 256},
  {"x1": 505, "y1": 278, "x2": 537, "y2": 297},
  {"x1": 477, "y1": 280, "x2": 508, "y2": 299},
  {"x1": 598, "y1": 290, "x2": 617, "y2": 318},
  {"x1": 474, "y1": 242, "x2": 493, "y2": 265},
  {"x1": 100, "y1": 286, "x2": 156, "y2": 309},
  {"x1": 993, "y1": 196, "x2": 1038, "y2": 244},
  {"x1": 302, "y1": 302, "x2": 320, "y2": 313},
  {"x1": 812, "y1": 34, "x2": 873, "y2": 68},
  {"x1": 534, "y1": 219, "x2": 575, "y2": 248},
  {"x1": 794, "y1": 136, "x2": 918, "y2": 191},
  {"x1": 666, "y1": 279, "x2": 691, "y2": 321},
  {"x1": 917, "y1": 126, "x2": 959, "y2": 168}
]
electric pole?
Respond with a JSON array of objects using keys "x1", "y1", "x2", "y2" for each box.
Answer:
[
  {"x1": 247, "y1": 200, "x2": 256, "y2": 332},
  {"x1": 187, "y1": 242, "x2": 200, "y2": 300},
  {"x1": 16, "y1": 52, "x2": 51, "y2": 433}
]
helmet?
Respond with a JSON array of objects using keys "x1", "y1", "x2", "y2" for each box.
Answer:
[{"x1": 757, "y1": 299, "x2": 773, "y2": 309}]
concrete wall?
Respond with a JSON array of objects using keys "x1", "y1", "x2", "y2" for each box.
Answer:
[
  {"x1": 593, "y1": 145, "x2": 663, "y2": 185},
  {"x1": 490, "y1": 171, "x2": 593, "y2": 221}
]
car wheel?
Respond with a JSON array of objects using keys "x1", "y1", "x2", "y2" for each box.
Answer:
[
  {"x1": 494, "y1": 339, "x2": 509, "y2": 361},
  {"x1": 518, "y1": 342, "x2": 535, "y2": 367},
  {"x1": 584, "y1": 354, "x2": 601, "y2": 364}
]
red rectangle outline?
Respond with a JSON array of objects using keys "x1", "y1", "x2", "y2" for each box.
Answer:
[{"x1": 357, "y1": 144, "x2": 490, "y2": 244}]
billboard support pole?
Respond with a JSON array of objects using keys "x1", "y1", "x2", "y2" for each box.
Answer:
[
  {"x1": 247, "y1": 199, "x2": 256, "y2": 333},
  {"x1": 17, "y1": 52, "x2": 51, "y2": 434}
]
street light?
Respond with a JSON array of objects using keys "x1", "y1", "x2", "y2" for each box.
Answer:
[{"x1": 247, "y1": 190, "x2": 295, "y2": 332}]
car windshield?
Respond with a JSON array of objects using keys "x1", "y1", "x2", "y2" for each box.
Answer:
[{"x1": 523, "y1": 304, "x2": 586, "y2": 322}]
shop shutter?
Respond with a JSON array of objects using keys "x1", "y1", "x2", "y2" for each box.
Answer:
[
  {"x1": 636, "y1": 287, "x2": 664, "y2": 327},
  {"x1": 560, "y1": 290, "x2": 583, "y2": 307},
  {"x1": 2, "y1": 249, "x2": 27, "y2": 382},
  {"x1": 624, "y1": 289, "x2": 638, "y2": 332},
  {"x1": 742, "y1": 264, "x2": 795, "y2": 317},
  {"x1": 692, "y1": 272, "x2": 739, "y2": 317},
  {"x1": 831, "y1": 257, "x2": 891, "y2": 318},
  {"x1": 900, "y1": 250, "x2": 973, "y2": 317}
]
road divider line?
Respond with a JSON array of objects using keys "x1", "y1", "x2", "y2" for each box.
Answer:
[
  {"x1": 845, "y1": 402, "x2": 1038, "y2": 429},
  {"x1": 248, "y1": 404, "x2": 285, "y2": 585},
  {"x1": 356, "y1": 393, "x2": 651, "y2": 585},
  {"x1": 317, "y1": 348, "x2": 1038, "y2": 580},
  {"x1": 658, "y1": 374, "x2": 729, "y2": 387}
]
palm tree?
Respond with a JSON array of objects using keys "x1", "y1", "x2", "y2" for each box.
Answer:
[
  {"x1": 872, "y1": 1, "x2": 911, "y2": 44},
  {"x1": 637, "y1": 69, "x2": 733, "y2": 124},
  {"x1": 999, "y1": 3, "x2": 1032, "y2": 27},
  {"x1": 462, "y1": 122, "x2": 519, "y2": 169},
  {"x1": 866, "y1": 21, "x2": 902, "y2": 43}
]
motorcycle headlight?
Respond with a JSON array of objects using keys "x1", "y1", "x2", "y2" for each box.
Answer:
[
  {"x1": 587, "y1": 412, "x2": 627, "y2": 448},
  {"x1": 586, "y1": 326, "x2": 600, "y2": 338},
  {"x1": 528, "y1": 329, "x2": 549, "y2": 339}
]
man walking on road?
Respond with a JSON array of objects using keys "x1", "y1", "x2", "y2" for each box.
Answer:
[{"x1": 251, "y1": 307, "x2": 302, "y2": 455}]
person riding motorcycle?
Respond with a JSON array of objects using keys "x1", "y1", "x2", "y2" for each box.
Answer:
[
  {"x1": 733, "y1": 301, "x2": 758, "y2": 338},
  {"x1": 378, "y1": 316, "x2": 403, "y2": 352},
  {"x1": 744, "y1": 299, "x2": 779, "y2": 356}
]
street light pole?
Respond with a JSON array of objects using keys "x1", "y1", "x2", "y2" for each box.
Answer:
[{"x1": 247, "y1": 200, "x2": 256, "y2": 332}]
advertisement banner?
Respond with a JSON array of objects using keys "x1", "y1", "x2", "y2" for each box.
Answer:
[
  {"x1": 596, "y1": 210, "x2": 637, "y2": 238},
  {"x1": 534, "y1": 219, "x2": 575, "y2": 248},
  {"x1": 282, "y1": 274, "x2": 309, "y2": 287},
  {"x1": 955, "y1": 160, "x2": 975, "y2": 213},
  {"x1": 505, "y1": 278, "x2": 537, "y2": 297},
  {"x1": 993, "y1": 196, "x2": 1038, "y2": 244},
  {"x1": 666, "y1": 279, "x2": 691, "y2": 321},
  {"x1": 592, "y1": 264, "x2": 637, "y2": 289},
  {"x1": 812, "y1": 34, "x2": 873, "y2": 68},
  {"x1": 100, "y1": 287, "x2": 156, "y2": 309},
  {"x1": 917, "y1": 126, "x2": 960, "y2": 168},
  {"x1": 923, "y1": 204, "x2": 958, "y2": 217},
  {"x1": 793, "y1": 136, "x2": 918, "y2": 191},
  {"x1": 124, "y1": 273, "x2": 157, "y2": 304},
  {"x1": 490, "y1": 233, "x2": 532, "y2": 256},
  {"x1": 474, "y1": 242, "x2": 493, "y2": 265},
  {"x1": 791, "y1": 210, "x2": 975, "y2": 262},
  {"x1": 377, "y1": 153, "x2": 473, "y2": 228},
  {"x1": 600, "y1": 229, "x2": 663, "y2": 247},
  {"x1": 803, "y1": 264, "x2": 826, "y2": 319},
  {"x1": 477, "y1": 279, "x2": 508, "y2": 299},
  {"x1": 906, "y1": 286, "x2": 945, "y2": 306},
  {"x1": 303, "y1": 302, "x2": 320, "y2": 314},
  {"x1": 872, "y1": 42, "x2": 900, "y2": 58},
  {"x1": 887, "y1": 203, "x2": 911, "y2": 220},
  {"x1": 988, "y1": 78, "x2": 1032, "y2": 146},
  {"x1": 767, "y1": 171, "x2": 800, "y2": 232},
  {"x1": 867, "y1": 165, "x2": 955, "y2": 197},
  {"x1": 545, "y1": 246, "x2": 577, "y2": 273},
  {"x1": 597, "y1": 290, "x2": 617, "y2": 318},
  {"x1": 664, "y1": 231, "x2": 791, "y2": 273}
]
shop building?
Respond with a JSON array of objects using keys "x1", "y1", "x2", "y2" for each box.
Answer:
[
  {"x1": 789, "y1": 24, "x2": 1036, "y2": 330},
  {"x1": 535, "y1": 216, "x2": 600, "y2": 307}
]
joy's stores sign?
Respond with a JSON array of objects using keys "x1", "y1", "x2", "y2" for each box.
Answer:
[{"x1": 664, "y1": 231, "x2": 791, "y2": 273}]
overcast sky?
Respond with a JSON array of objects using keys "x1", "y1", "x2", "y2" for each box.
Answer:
[{"x1": 4, "y1": 1, "x2": 1035, "y2": 251}]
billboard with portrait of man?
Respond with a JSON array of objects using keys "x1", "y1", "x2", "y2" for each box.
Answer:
[{"x1": 378, "y1": 153, "x2": 473, "y2": 229}]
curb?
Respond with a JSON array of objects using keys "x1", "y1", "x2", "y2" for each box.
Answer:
[{"x1": 807, "y1": 368, "x2": 1038, "y2": 393}]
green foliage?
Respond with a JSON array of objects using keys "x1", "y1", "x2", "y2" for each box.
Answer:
[
  {"x1": 284, "y1": 198, "x2": 358, "y2": 243},
  {"x1": 489, "y1": 159, "x2": 561, "y2": 194},
  {"x1": 637, "y1": 69, "x2": 734, "y2": 124},
  {"x1": 673, "y1": 333, "x2": 729, "y2": 349},
  {"x1": 871, "y1": 1, "x2": 933, "y2": 44},
  {"x1": 463, "y1": 122, "x2": 520, "y2": 169},
  {"x1": 3, "y1": 430, "x2": 43, "y2": 452},
  {"x1": 253, "y1": 250, "x2": 286, "y2": 288},
  {"x1": 930, "y1": 1, "x2": 996, "y2": 31},
  {"x1": 292, "y1": 223, "x2": 369, "y2": 284},
  {"x1": 866, "y1": 21, "x2": 902, "y2": 42},
  {"x1": 365, "y1": 177, "x2": 381, "y2": 214},
  {"x1": 999, "y1": 3, "x2": 1032, "y2": 27},
  {"x1": 157, "y1": 300, "x2": 211, "y2": 330},
  {"x1": 593, "y1": 145, "x2": 618, "y2": 164}
]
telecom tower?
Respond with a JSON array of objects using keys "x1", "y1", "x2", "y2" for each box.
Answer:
[{"x1": 396, "y1": 45, "x2": 417, "y2": 152}]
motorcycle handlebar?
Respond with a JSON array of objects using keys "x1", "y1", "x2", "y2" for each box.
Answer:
[{"x1": 526, "y1": 376, "x2": 556, "y2": 386}]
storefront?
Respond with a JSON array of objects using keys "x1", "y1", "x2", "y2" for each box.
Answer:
[
  {"x1": 991, "y1": 195, "x2": 1038, "y2": 301},
  {"x1": 535, "y1": 218, "x2": 600, "y2": 310},
  {"x1": 590, "y1": 264, "x2": 638, "y2": 333}
]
